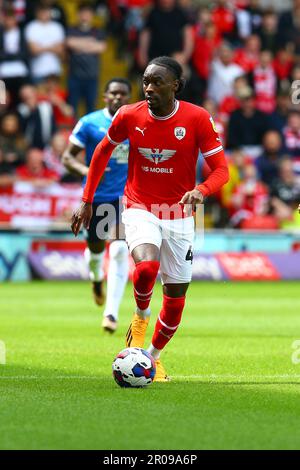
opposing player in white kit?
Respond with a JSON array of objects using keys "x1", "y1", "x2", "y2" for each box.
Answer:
[{"x1": 71, "y1": 57, "x2": 229, "y2": 381}]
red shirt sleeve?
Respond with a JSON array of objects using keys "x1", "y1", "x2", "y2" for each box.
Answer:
[
  {"x1": 82, "y1": 135, "x2": 116, "y2": 203},
  {"x1": 196, "y1": 109, "x2": 229, "y2": 197},
  {"x1": 196, "y1": 152, "x2": 229, "y2": 197},
  {"x1": 106, "y1": 105, "x2": 128, "y2": 145},
  {"x1": 197, "y1": 108, "x2": 223, "y2": 158}
]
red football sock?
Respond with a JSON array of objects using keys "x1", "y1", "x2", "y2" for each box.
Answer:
[
  {"x1": 133, "y1": 260, "x2": 160, "y2": 310},
  {"x1": 151, "y1": 295, "x2": 186, "y2": 351}
]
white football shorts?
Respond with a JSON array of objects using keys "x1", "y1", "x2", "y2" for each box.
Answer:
[{"x1": 122, "y1": 208, "x2": 195, "y2": 284}]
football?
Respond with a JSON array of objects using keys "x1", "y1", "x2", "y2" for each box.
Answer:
[{"x1": 112, "y1": 347, "x2": 156, "y2": 388}]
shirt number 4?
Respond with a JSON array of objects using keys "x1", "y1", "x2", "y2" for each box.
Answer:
[{"x1": 185, "y1": 246, "x2": 193, "y2": 264}]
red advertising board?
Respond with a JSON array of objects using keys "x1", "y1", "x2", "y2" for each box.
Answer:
[
  {"x1": 0, "y1": 182, "x2": 82, "y2": 227},
  {"x1": 217, "y1": 253, "x2": 280, "y2": 281}
]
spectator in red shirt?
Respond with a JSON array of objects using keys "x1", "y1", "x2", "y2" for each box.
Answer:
[
  {"x1": 192, "y1": 21, "x2": 221, "y2": 82},
  {"x1": 252, "y1": 50, "x2": 277, "y2": 114},
  {"x1": 230, "y1": 162, "x2": 271, "y2": 228},
  {"x1": 219, "y1": 74, "x2": 249, "y2": 124},
  {"x1": 273, "y1": 48, "x2": 295, "y2": 82},
  {"x1": 16, "y1": 147, "x2": 58, "y2": 187},
  {"x1": 234, "y1": 34, "x2": 261, "y2": 73},
  {"x1": 43, "y1": 131, "x2": 70, "y2": 181},
  {"x1": 191, "y1": 21, "x2": 221, "y2": 102},
  {"x1": 211, "y1": 0, "x2": 237, "y2": 42},
  {"x1": 38, "y1": 75, "x2": 75, "y2": 129}
]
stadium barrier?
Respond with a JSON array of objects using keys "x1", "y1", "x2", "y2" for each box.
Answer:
[{"x1": 1, "y1": 229, "x2": 300, "y2": 282}]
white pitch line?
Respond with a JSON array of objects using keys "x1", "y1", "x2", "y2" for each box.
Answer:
[
  {"x1": 173, "y1": 374, "x2": 300, "y2": 380},
  {"x1": 0, "y1": 375, "x2": 101, "y2": 380},
  {"x1": 0, "y1": 374, "x2": 300, "y2": 380}
]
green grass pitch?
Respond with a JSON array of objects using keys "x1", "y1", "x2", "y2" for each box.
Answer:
[{"x1": 1, "y1": 280, "x2": 300, "y2": 450}]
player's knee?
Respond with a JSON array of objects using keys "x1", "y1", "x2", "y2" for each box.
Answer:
[
  {"x1": 109, "y1": 240, "x2": 128, "y2": 261},
  {"x1": 134, "y1": 260, "x2": 160, "y2": 284}
]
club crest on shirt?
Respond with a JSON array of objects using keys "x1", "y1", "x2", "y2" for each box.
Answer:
[{"x1": 174, "y1": 127, "x2": 186, "y2": 140}]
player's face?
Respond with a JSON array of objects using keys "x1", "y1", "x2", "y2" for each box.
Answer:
[
  {"x1": 104, "y1": 82, "x2": 131, "y2": 116},
  {"x1": 142, "y1": 64, "x2": 179, "y2": 115}
]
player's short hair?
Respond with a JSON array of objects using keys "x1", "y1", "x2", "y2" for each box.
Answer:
[
  {"x1": 148, "y1": 56, "x2": 186, "y2": 94},
  {"x1": 104, "y1": 78, "x2": 132, "y2": 94}
]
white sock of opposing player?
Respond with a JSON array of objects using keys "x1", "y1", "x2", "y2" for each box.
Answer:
[
  {"x1": 103, "y1": 241, "x2": 129, "y2": 321},
  {"x1": 136, "y1": 307, "x2": 151, "y2": 319},
  {"x1": 84, "y1": 248, "x2": 105, "y2": 282},
  {"x1": 147, "y1": 344, "x2": 161, "y2": 360}
]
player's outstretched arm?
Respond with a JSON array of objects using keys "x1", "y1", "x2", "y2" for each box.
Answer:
[{"x1": 196, "y1": 152, "x2": 229, "y2": 197}]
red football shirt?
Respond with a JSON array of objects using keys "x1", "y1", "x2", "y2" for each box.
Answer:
[{"x1": 106, "y1": 100, "x2": 223, "y2": 216}]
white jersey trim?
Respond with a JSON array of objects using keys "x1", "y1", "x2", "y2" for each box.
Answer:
[
  {"x1": 107, "y1": 132, "x2": 121, "y2": 146},
  {"x1": 148, "y1": 100, "x2": 180, "y2": 120},
  {"x1": 69, "y1": 134, "x2": 85, "y2": 148},
  {"x1": 202, "y1": 145, "x2": 223, "y2": 158}
]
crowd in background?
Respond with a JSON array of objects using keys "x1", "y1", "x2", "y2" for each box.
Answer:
[{"x1": 0, "y1": 0, "x2": 300, "y2": 229}]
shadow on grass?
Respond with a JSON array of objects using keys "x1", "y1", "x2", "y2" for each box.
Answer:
[{"x1": 1, "y1": 363, "x2": 300, "y2": 387}]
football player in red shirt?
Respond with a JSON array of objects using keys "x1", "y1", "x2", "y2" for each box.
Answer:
[{"x1": 71, "y1": 56, "x2": 229, "y2": 381}]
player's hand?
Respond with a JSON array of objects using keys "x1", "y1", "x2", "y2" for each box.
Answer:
[
  {"x1": 179, "y1": 189, "x2": 204, "y2": 215},
  {"x1": 71, "y1": 202, "x2": 93, "y2": 236}
]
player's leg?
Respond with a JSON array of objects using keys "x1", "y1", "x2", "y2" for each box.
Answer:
[
  {"x1": 84, "y1": 241, "x2": 106, "y2": 306},
  {"x1": 102, "y1": 217, "x2": 129, "y2": 332},
  {"x1": 122, "y1": 209, "x2": 161, "y2": 348},
  {"x1": 68, "y1": 76, "x2": 81, "y2": 118},
  {"x1": 84, "y1": 203, "x2": 106, "y2": 306},
  {"x1": 84, "y1": 78, "x2": 98, "y2": 115},
  {"x1": 147, "y1": 216, "x2": 195, "y2": 379},
  {"x1": 147, "y1": 282, "x2": 189, "y2": 360},
  {"x1": 126, "y1": 242, "x2": 160, "y2": 346}
]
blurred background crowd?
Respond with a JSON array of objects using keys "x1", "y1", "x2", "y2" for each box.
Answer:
[{"x1": 0, "y1": 0, "x2": 300, "y2": 230}]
